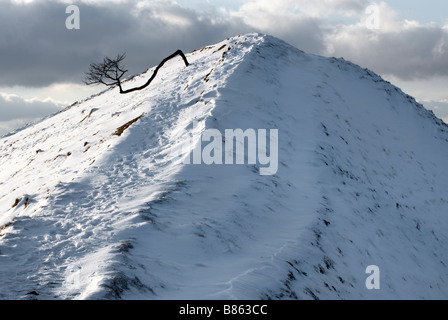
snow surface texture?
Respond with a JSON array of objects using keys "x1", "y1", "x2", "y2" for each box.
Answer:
[{"x1": 0, "y1": 34, "x2": 447, "y2": 300}]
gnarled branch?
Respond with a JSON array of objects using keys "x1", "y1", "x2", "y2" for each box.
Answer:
[{"x1": 84, "y1": 50, "x2": 190, "y2": 94}]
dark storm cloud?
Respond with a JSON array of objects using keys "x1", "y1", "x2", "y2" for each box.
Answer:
[
  {"x1": 0, "y1": 0, "x2": 251, "y2": 88},
  {"x1": 1, "y1": 0, "x2": 448, "y2": 88}
]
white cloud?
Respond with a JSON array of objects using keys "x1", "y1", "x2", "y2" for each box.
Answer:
[
  {"x1": 0, "y1": 90, "x2": 66, "y2": 137},
  {"x1": 324, "y1": 2, "x2": 448, "y2": 80},
  {"x1": 10, "y1": 0, "x2": 35, "y2": 3},
  {"x1": 228, "y1": 1, "x2": 448, "y2": 82},
  {"x1": 230, "y1": 0, "x2": 327, "y2": 53},
  {"x1": 0, "y1": 92, "x2": 62, "y2": 136},
  {"x1": 234, "y1": 0, "x2": 368, "y2": 19}
]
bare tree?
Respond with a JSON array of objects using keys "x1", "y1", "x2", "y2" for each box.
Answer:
[
  {"x1": 83, "y1": 53, "x2": 128, "y2": 90},
  {"x1": 84, "y1": 50, "x2": 190, "y2": 94}
]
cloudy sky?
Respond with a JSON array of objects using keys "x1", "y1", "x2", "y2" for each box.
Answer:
[{"x1": 1, "y1": 0, "x2": 447, "y2": 136}]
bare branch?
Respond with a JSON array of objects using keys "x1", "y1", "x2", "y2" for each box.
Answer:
[
  {"x1": 83, "y1": 50, "x2": 190, "y2": 94},
  {"x1": 83, "y1": 53, "x2": 128, "y2": 87}
]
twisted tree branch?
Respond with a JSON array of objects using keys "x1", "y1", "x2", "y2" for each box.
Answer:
[{"x1": 84, "y1": 50, "x2": 190, "y2": 95}]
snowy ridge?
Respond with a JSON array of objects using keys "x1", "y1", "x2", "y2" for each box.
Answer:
[{"x1": 1, "y1": 33, "x2": 448, "y2": 300}]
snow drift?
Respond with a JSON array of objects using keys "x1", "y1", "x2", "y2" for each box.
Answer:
[{"x1": 0, "y1": 33, "x2": 447, "y2": 300}]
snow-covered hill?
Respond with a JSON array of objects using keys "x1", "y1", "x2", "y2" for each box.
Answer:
[{"x1": 1, "y1": 33, "x2": 447, "y2": 300}]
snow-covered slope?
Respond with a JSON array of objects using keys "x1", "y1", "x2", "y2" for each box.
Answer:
[{"x1": 1, "y1": 33, "x2": 447, "y2": 300}]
